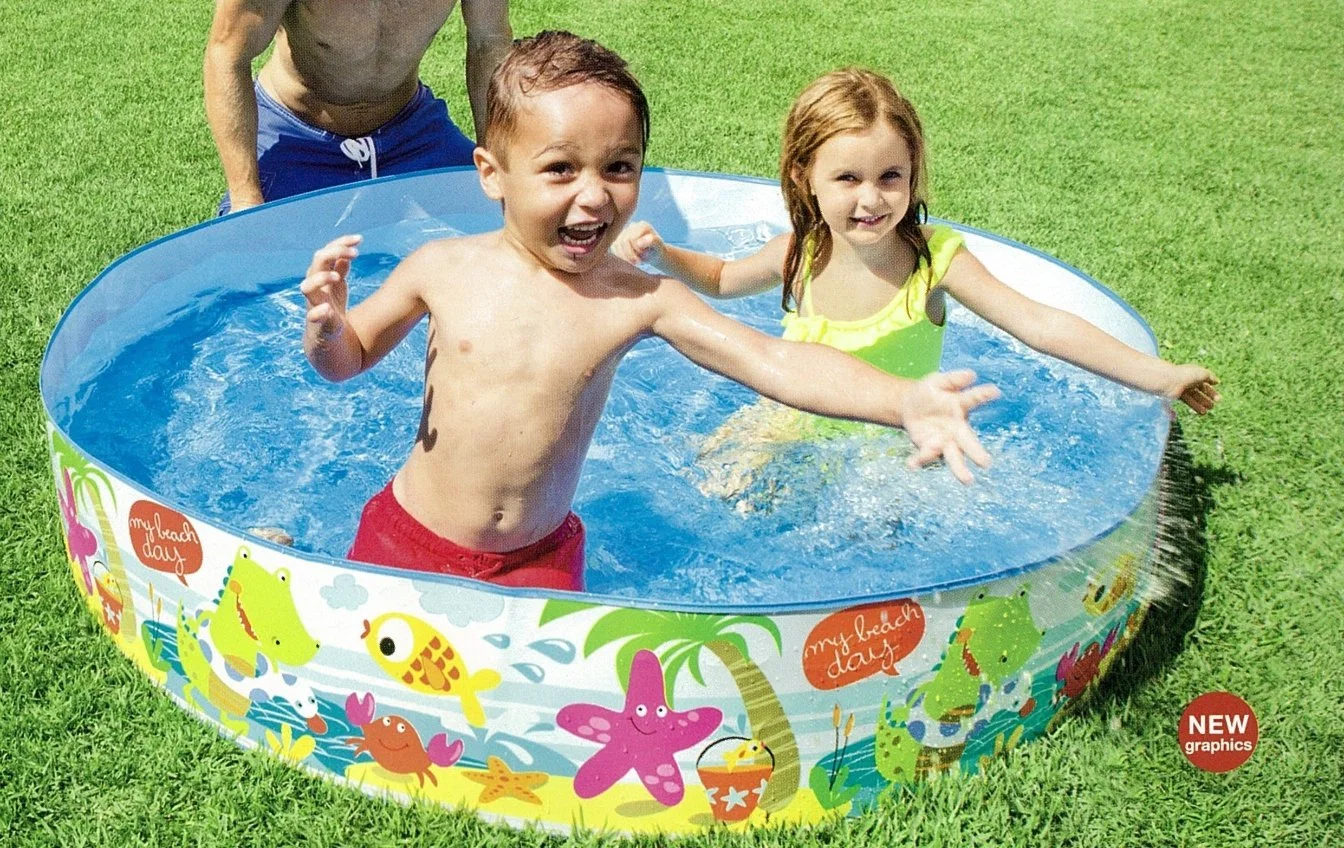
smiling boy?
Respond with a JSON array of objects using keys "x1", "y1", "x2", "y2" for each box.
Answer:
[{"x1": 301, "y1": 31, "x2": 1000, "y2": 591}]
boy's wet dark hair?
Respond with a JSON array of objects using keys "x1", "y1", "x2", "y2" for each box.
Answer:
[{"x1": 484, "y1": 30, "x2": 650, "y2": 158}]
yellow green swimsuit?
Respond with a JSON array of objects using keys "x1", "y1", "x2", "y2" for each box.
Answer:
[{"x1": 781, "y1": 225, "x2": 965, "y2": 378}]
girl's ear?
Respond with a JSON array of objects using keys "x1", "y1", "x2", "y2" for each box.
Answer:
[
  {"x1": 475, "y1": 147, "x2": 504, "y2": 201},
  {"x1": 790, "y1": 165, "x2": 818, "y2": 200}
]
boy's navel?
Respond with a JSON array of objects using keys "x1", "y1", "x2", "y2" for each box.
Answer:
[{"x1": 458, "y1": 339, "x2": 472, "y2": 354}]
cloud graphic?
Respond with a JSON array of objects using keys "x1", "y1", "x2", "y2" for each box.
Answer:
[
  {"x1": 320, "y1": 573, "x2": 368, "y2": 610},
  {"x1": 413, "y1": 580, "x2": 505, "y2": 625}
]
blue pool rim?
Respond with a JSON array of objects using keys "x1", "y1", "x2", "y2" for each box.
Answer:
[{"x1": 40, "y1": 166, "x2": 1169, "y2": 614}]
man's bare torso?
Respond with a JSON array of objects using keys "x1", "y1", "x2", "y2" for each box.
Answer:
[
  {"x1": 392, "y1": 234, "x2": 660, "y2": 553},
  {"x1": 260, "y1": 0, "x2": 457, "y2": 136}
]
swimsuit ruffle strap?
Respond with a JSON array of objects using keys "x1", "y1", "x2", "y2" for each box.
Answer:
[{"x1": 781, "y1": 226, "x2": 965, "y2": 352}]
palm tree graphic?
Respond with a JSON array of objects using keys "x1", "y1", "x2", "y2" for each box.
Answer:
[{"x1": 51, "y1": 431, "x2": 137, "y2": 641}]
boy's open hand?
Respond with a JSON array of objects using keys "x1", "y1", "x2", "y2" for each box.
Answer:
[
  {"x1": 1165, "y1": 364, "x2": 1220, "y2": 414},
  {"x1": 301, "y1": 234, "x2": 361, "y2": 340},
  {"x1": 612, "y1": 221, "x2": 663, "y2": 265},
  {"x1": 901, "y1": 369, "x2": 1001, "y2": 484}
]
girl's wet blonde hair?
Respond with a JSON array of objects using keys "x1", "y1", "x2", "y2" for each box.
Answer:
[{"x1": 779, "y1": 68, "x2": 931, "y2": 311}]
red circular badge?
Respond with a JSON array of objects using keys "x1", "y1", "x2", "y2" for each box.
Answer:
[{"x1": 1179, "y1": 691, "x2": 1258, "y2": 772}]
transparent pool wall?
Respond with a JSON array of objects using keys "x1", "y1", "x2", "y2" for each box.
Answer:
[{"x1": 42, "y1": 169, "x2": 1165, "y2": 834}]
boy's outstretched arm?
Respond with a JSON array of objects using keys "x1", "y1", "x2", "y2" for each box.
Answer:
[
  {"x1": 614, "y1": 223, "x2": 787, "y2": 299},
  {"x1": 648, "y1": 278, "x2": 1000, "y2": 483},
  {"x1": 941, "y1": 250, "x2": 1221, "y2": 414},
  {"x1": 301, "y1": 235, "x2": 430, "y2": 382}
]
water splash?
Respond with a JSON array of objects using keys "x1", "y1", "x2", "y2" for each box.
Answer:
[
  {"x1": 526, "y1": 638, "x2": 577, "y2": 664},
  {"x1": 511, "y1": 662, "x2": 546, "y2": 683}
]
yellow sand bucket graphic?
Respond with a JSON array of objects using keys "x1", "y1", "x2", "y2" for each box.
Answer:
[
  {"x1": 695, "y1": 736, "x2": 775, "y2": 823},
  {"x1": 91, "y1": 559, "x2": 123, "y2": 636}
]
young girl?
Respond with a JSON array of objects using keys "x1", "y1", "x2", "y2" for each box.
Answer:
[{"x1": 614, "y1": 68, "x2": 1218, "y2": 495}]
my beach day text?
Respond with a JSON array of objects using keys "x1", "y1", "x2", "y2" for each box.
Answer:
[
  {"x1": 128, "y1": 500, "x2": 204, "y2": 582},
  {"x1": 802, "y1": 600, "x2": 925, "y2": 690}
]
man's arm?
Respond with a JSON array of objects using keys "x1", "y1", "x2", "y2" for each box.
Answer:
[
  {"x1": 646, "y1": 277, "x2": 998, "y2": 482},
  {"x1": 204, "y1": 0, "x2": 291, "y2": 211},
  {"x1": 460, "y1": 0, "x2": 513, "y2": 142}
]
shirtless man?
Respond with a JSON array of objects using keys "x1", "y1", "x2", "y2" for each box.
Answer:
[{"x1": 205, "y1": 0, "x2": 511, "y2": 214}]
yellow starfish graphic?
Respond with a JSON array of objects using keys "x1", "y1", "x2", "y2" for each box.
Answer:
[{"x1": 462, "y1": 756, "x2": 548, "y2": 805}]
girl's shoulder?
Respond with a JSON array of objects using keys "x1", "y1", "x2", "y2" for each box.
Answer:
[
  {"x1": 919, "y1": 223, "x2": 964, "y2": 247},
  {"x1": 756, "y1": 232, "x2": 793, "y2": 277},
  {"x1": 917, "y1": 225, "x2": 967, "y2": 289}
]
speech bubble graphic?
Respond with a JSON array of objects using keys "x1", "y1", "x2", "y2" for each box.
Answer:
[
  {"x1": 802, "y1": 599, "x2": 925, "y2": 690},
  {"x1": 127, "y1": 500, "x2": 203, "y2": 585}
]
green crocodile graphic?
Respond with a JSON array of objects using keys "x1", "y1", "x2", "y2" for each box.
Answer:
[
  {"x1": 177, "y1": 546, "x2": 319, "y2": 734},
  {"x1": 876, "y1": 586, "x2": 1042, "y2": 783}
]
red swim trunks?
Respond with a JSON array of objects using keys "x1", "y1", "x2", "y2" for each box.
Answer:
[{"x1": 347, "y1": 481, "x2": 585, "y2": 591}]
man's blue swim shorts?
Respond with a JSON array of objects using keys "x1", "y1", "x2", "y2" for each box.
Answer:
[{"x1": 218, "y1": 81, "x2": 477, "y2": 215}]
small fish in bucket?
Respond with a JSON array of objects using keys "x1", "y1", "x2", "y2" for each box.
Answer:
[
  {"x1": 695, "y1": 736, "x2": 775, "y2": 823},
  {"x1": 91, "y1": 559, "x2": 123, "y2": 636}
]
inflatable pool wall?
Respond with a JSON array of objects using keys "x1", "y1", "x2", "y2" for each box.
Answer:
[
  {"x1": 48, "y1": 435, "x2": 1156, "y2": 831},
  {"x1": 43, "y1": 169, "x2": 1163, "y2": 834}
]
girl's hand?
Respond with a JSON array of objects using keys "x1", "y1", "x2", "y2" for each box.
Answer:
[
  {"x1": 1165, "y1": 364, "x2": 1220, "y2": 414},
  {"x1": 901, "y1": 370, "x2": 1001, "y2": 484},
  {"x1": 612, "y1": 221, "x2": 664, "y2": 265},
  {"x1": 301, "y1": 234, "x2": 361, "y2": 342}
]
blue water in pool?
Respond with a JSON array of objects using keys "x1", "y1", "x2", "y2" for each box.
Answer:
[{"x1": 61, "y1": 216, "x2": 1166, "y2": 605}]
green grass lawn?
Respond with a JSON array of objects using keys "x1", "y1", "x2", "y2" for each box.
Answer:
[{"x1": 3, "y1": 0, "x2": 1342, "y2": 845}]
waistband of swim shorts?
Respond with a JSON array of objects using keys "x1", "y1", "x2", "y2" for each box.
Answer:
[
  {"x1": 371, "y1": 480, "x2": 583, "y2": 573},
  {"x1": 254, "y1": 80, "x2": 433, "y2": 141}
]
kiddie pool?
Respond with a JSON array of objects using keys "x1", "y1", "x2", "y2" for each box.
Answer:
[{"x1": 42, "y1": 168, "x2": 1167, "y2": 834}]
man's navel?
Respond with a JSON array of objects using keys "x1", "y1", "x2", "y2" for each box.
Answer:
[{"x1": 458, "y1": 339, "x2": 472, "y2": 354}]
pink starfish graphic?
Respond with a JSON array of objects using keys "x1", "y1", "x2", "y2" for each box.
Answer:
[{"x1": 558, "y1": 650, "x2": 722, "y2": 806}]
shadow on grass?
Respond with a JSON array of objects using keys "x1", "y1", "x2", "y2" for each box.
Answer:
[{"x1": 1088, "y1": 418, "x2": 1241, "y2": 707}]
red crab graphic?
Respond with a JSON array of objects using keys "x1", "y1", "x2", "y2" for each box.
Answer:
[
  {"x1": 344, "y1": 692, "x2": 463, "y2": 787},
  {"x1": 1055, "y1": 624, "x2": 1121, "y2": 702}
]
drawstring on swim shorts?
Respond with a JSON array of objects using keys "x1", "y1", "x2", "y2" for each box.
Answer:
[{"x1": 340, "y1": 136, "x2": 379, "y2": 179}]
